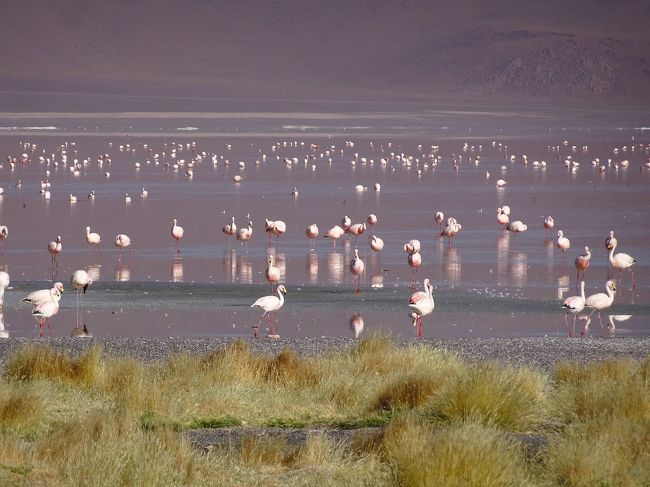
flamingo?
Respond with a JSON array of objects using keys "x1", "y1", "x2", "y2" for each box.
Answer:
[
  {"x1": 341, "y1": 215, "x2": 352, "y2": 235},
  {"x1": 366, "y1": 214, "x2": 377, "y2": 235},
  {"x1": 562, "y1": 280, "x2": 585, "y2": 337},
  {"x1": 0, "y1": 271, "x2": 9, "y2": 309},
  {"x1": 251, "y1": 284, "x2": 287, "y2": 338},
  {"x1": 0, "y1": 225, "x2": 7, "y2": 255},
  {"x1": 582, "y1": 280, "x2": 617, "y2": 335},
  {"x1": 441, "y1": 218, "x2": 461, "y2": 246},
  {"x1": 349, "y1": 248, "x2": 365, "y2": 293},
  {"x1": 265, "y1": 219, "x2": 286, "y2": 245},
  {"x1": 574, "y1": 246, "x2": 591, "y2": 291},
  {"x1": 408, "y1": 278, "x2": 435, "y2": 337},
  {"x1": 605, "y1": 231, "x2": 617, "y2": 279},
  {"x1": 171, "y1": 218, "x2": 184, "y2": 253},
  {"x1": 434, "y1": 211, "x2": 444, "y2": 231},
  {"x1": 403, "y1": 239, "x2": 421, "y2": 255},
  {"x1": 501, "y1": 206, "x2": 511, "y2": 216},
  {"x1": 506, "y1": 220, "x2": 527, "y2": 235},
  {"x1": 114, "y1": 234, "x2": 132, "y2": 261},
  {"x1": 223, "y1": 217, "x2": 237, "y2": 244},
  {"x1": 497, "y1": 208, "x2": 509, "y2": 232},
  {"x1": 265, "y1": 254, "x2": 281, "y2": 292},
  {"x1": 324, "y1": 225, "x2": 345, "y2": 249},
  {"x1": 370, "y1": 234, "x2": 384, "y2": 254},
  {"x1": 543, "y1": 216, "x2": 554, "y2": 235},
  {"x1": 608, "y1": 239, "x2": 637, "y2": 288},
  {"x1": 407, "y1": 251, "x2": 422, "y2": 287},
  {"x1": 306, "y1": 224, "x2": 319, "y2": 250},
  {"x1": 48, "y1": 235, "x2": 62, "y2": 278},
  {"x1": 237, "y1": 220, "x2": 253, "y2": 250},
  {"x1": 23, "y1": 284, "x2": 63, "y2": 337},
  {"x1": 71, "y1": 269, "x2": 92, "y2": 329},
  {"x1": 556, "y1": 230, "x2": 570, "y2": 254},
  {"x1": 349, "y1": 222, "x2": 366, "y2": 245},
  {"x1": 496, "y1": 179, "x2": 507, "y2": 188},
  {"x1": 85, "y1": 226, "x2": 101, "y2": 253}
]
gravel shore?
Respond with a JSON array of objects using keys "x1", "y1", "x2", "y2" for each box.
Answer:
[{"x1": 0, "y1": 336, "x2": 648, "y2": 372}]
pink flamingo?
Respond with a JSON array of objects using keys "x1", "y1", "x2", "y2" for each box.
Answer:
[
  {"x1": 171, "y1": 218, "x2": 184, "y2": 253},
  {"x1": 605, "y1": 231, "x2": 617, "y2": 279},
  {"x1": 0, "y1": 225, "x2": 8, "y2": 256},
  {"x1": 441, "y1": 218, "x2": 461, "y2": 246},
  {"x1": 114, "y1": 234, "x2": 132, "y2": 262},
  {"x1": 47, "y1": 235, "x2": 62, "y2": 279},
  {"x1": 574, "y1": 246, "x2": 591, "y2": 291},
  {"x1": 71, "y1": 269, "x2": 92, "y2": 329},
  {"x1": 349, "y1": 222, "x2": 366, "y2": 246},
  {"x1": 608, "y1": 239, "x2": 636, "y2": 288},
  {"x1": 556, "y1": 230, "x2": 570, "y2": 254},
  {"x1": 434, "y1": 211, "x2": 444, "y2": 231},
  {"x1": 23, "y1": 284, "x2": 62, "y2": 337},
  {"x1": 582, "y1": 280, "x2": 616, "y2": 335},
  {"x1": 497, "y1": 208, "x2": 509, "y2": 232},
  {"x1": 562, "y1": 280, "x2": 585, "y2": 337},
  {"x1": 237, "y1": 220, "x2": 253, "y2": 250},
  {"x1": 370, "y1": 235, "x2": 384, "y2": 254},
  {"x1": 85, "y1": 226, "x2": 101, "y2": 255},
  {"x1": 306, "y1": 224, "x2": 319, "y2": 250},
  {"x1": 341, "y1": 215, "x2": 352, "y2": 235},
  {"x1": 349, "y1": 248, "x2": 365, "y2": 293},
  {"x1": 407, "y1": 251, "x2": 422, "y2": 288},
  {"x1": 408, "y1": 278, "x2": 434, "y2": 337},
  {"x1": 223, "y1": 217, "x2": 237, "y2": 244},
  {"x1": 265, "y1": 219, "x2": 286, "y2": 246},
  {"x1": 543, "y1": 216, "x2": 554, "y2": 236},
  {"x1": 265, "y1": 254, "x2": 281, "y2": 292},
  {"x1": 251, "y1": 284, "x2": 287, "y2": 338},
  {"x1": 506, "y1": 220, "x2": 527, "y2": 236},
  {"x1": 366, "y1": 214, "x2": 377, "y2": 235},
  {"x1": 324, "y1": 225, "x2": 345, "y2": 249},
  {"x1": 403, "y1": 239, "x2": 421, "y2": 255}
]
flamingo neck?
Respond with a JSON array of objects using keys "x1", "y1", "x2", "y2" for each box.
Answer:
[{"x1": 580, "y1": 281, "x2": 585, "y2": 300}]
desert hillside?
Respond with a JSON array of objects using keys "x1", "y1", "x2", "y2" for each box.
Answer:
[{"x1": 1, "y1": 0, "x2": 648, "y2": 102}]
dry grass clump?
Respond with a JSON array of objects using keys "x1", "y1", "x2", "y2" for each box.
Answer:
[
  {"x1": 551, "y1": 358, "x2": 650, "y2": 423},
  {"x1": 4, "y1": 345, "x2": 103, "y2": 386},
  {"x1": 0, "y1": 384, "x2": 42, "y2": 430},
  {"x1": 383, "y1": 417, "x2": 533, "y2": 487},
  {"x1": 425, "y1": 362, "x2": 547, "y2": 431},
  {"x1": 544, "y1": 417, "x2": 650, "y2": 486}
]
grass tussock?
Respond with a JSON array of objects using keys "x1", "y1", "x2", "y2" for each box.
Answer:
[
  {"x1": 5, "y1": 345, "x2": 103, "y2": 386},
  {"x1": 384, "y1": 417, "x2": 533, "y2": 487},
  {"x1": 426, "y1": 362, "x2": 548, "y2": 431},
  {"x1": 0, "y1": 385, "x2": 42, "y2": 430}
]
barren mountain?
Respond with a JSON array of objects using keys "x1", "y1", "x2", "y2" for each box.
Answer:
[{"x1": 1, "y1": 0, "x2": 648, "y2": 102}]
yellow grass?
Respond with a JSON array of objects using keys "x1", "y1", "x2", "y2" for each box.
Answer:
[{"x1": 0, "y1": 337, "x2": 647, "y2": 485}]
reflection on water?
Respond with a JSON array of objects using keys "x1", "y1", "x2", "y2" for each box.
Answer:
[
  {"x1": 0, "y1": 311, "x2": 8, "y2": 338},
  {"x1": 238, "y1": 254, "x2": 253, "y2": 284},
  {"x1": 223, "y1": 250, "x2": 236, "y2": 283},
  {"x1": 371, "y1": 274, "x2": 384, "y2": 289},
  {"x1": 115, "y1": 263, "x2": 131, "y2": 282},
  {"x1": 306, "y1": 252, "x2": 319, "y2": 284},
  {"x1": 444, "y1": 247, "x2": 461, "y2": 285},
  {"x1": 545, "y1": 239, "x2": 554, "y2": 274},
  {"x1": 349, "y1": 312, "x2": 364, "y2": 338},
  {"x1": 223, "y1": 250, "x2": 254, "y2": 284},
  {"x1": 557, "y1": 274, "x2": 570, "y2": 300},
  {"x1": 497, "y1": 234, "x2": 509, "y2": 280},
  {"x1": 511, "y1": 251, "x2": 527, "y2": 288},
  {"x1": 328, "y1": 251, "x2": 345, "y2": 284},
  {"x1": 607, "y1": 314, "x2": 632, "y2": 332},
  {"x1": 86, "y1": 263, "x2": 101, "y2": 282},
  {"x1": 267, "y1": 248, "x2": 286, "y2": 283},
  {"x1": 172, "y1": 257, "x2": 183, "y2": 282},
  {"x1": 70, "y1": 323, "x2": 92, "y2": 337}
]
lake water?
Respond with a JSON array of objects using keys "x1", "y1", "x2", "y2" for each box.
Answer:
[{"x1": 0, "y1": 98, "x2": 648, "y2": 338}]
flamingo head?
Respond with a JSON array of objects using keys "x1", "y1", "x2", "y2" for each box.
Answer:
[
  {"x1": 606, "y1": 280, "x2": 617, "y2": 293},
  {"x1": 277, "y1": 285, "x2": 287, "y2": 294}
]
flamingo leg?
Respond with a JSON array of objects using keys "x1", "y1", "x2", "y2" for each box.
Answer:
[
  {"x1": 597, "y1": 312, "x2": 605, "y2": 334},
  {"x1": 571, "y1": 314, "x2": 577, "y2": 338},
  {"x1": 581, "y1": 310, "x2": 595, "y2": 336},
  {"x1": 631, "y1": 269, "x2": 636, "y2": 288},
  {"x1": 563, "y1": 313, "x2": 570, "y2": 336}
]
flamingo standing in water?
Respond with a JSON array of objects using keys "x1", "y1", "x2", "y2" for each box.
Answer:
[
  {"x1": 251, "y1": 284, "x2": 287, "y2": 338},
  {"x1": 556, "y1": 230, "x2": 570, "y2": 254},
  {"x1": 497, "y1": 207, "x2": 509, "y2": 232},
  {"x1": 237, "y1": 220, "x2": 253, "y2": 250},
  {"x1": 408, "y1": 278, "x2": 435, "y2": 337},
  {"x1": 506, "y1": 220, "x2": 527, "y2": 236},
  {"x1": 22, "y1": 284, "x2": 63, "y2": 337},
  {"x1": 434, "y1": 211, "x2": 444, "y2": 231},
  {"x1": 370, "y1": 234, "x2": 384, "y2": 254},
  {"x1": 324, "y1": 225, "x2": 345, "y2": 249},
  {"x1": 71, "y1": 269, "x2": 92, "y2": 329},
  {"x1": 583, "y1": 280, "x2": 617, "y2": 335},
  {"x1": 349, "y1": 222, "x2": 366, "y2": 246},
  {"x1": 341, "y1": 215, "x2": 352, "y2": 236},
  {"x1": 115, "y1": 234, "x2": 132, "y2": 261},
  {"x1": 543, "y1": 216, "x2": 554, "y2": 236},
  {"x1": 306, "y1": 224, "x2": 319, "y2": 250},
  {"x1": 574, "y1": 246, "x2": 591, "y2": 291},
  {"x1": 441, "y1": 218, "x2": 461, "y2": 246},
  {"x1": 171, "y1": 218, "x2": 184, "y2": 253},
  {"x1": 265, "y1": 254, "x2": 281, "y2": 292},
  {"x1": 350, "y1": 248, "x2": 365, "y2": 293},
  {"x1": 562, "y1": 280, "x2": 585, "y2": 337},
  {"x1": 407, "y1": 251, "x2": 422, "y2": 288},
  {"x1": 0, "y1": 225, "x2": 8, "y2": 255},
  {"x1": 366, "y1": 214, "x2": 377, "y2": 235},
  {"x1": 605, "y1": 230, "x2": 617, "y2": 279},
  {"x1": 265, "y1": 219, "x2": 286, "y2": 246},
  {"x1": 48, "y1": 235, "x2": 62, "y2": 279},
  {"x1": 223, "y1": 217, "x2": 237, "y2": 244},
  {"x1": 608, "y1": 239, "x2": 637, "y2": 288},
  {"x1": 85, "y1": 226, "x2": 101, "y2": 254},
  {"x1": 0, "y1": 271, "x2": 9, "y2": 309}
]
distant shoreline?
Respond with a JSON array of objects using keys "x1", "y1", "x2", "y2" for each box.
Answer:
[{"x1": 0, "y1": 336, "x2": 647, "y2": 372}]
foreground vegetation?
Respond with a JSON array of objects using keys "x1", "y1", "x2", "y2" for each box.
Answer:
[{"x1": 0, "y1": 335, "x2": 648, "y2": 486}]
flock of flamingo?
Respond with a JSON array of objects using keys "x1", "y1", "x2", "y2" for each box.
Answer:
[{"x1": 0, "y1": 135, "x2": 645, "y2": 338}]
